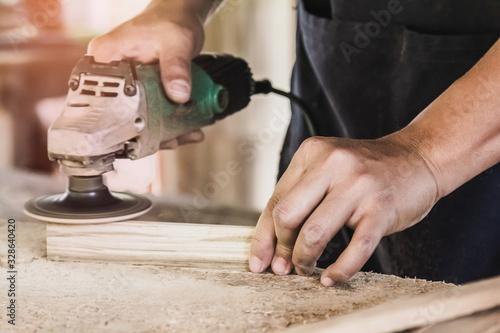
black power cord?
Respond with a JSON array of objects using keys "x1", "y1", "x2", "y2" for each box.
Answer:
[
  {"x1": 254, "y1": 80, "x2": 317, "y2": 137},
  {"x1": 192, "y1": 54, "x2": 317, "y2": 136}
]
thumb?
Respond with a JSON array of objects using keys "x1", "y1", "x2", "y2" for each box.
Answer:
[{"x1": 159, "y1": 31, "x2": 199, "y2": 104}]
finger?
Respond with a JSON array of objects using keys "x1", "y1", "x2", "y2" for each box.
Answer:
[
  {"x1": 159, "y1": 30, "x2": 198, "y2": 104},
  {"x1": 159, "y1": 139, "x2": 179, "y2": 150},
  {"x1": 249, "y1": 163, "x2": 304, "y2": 273},
  {"x1": 159, "y1": 131, "x2": 204, "y2": 150},
  {"x1": 249, "y1": 198, "x2": 278, "y2": 273},
  {"x1": 320, "y1": 222, "x2": 382, "y2": 287},
  {"x1": 271, "y1": 172, "x2": 330, "y2": 275},
  {"x1": 87, "y1": 32, "x2": 158, "y2": 63},
  {"x1": 176, "y1": 130, "x2": 204, "y2": 145},
  {"x1": 87, "y1": 35, "x2": 121, "y2": 62},
  {"x1": 292, "y1": 194, "x2": 355, "y2": 276}
]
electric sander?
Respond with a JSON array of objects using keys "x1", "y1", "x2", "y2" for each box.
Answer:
[{"x1": 24, "y1": 54, "x2": 277, "y2": 223}]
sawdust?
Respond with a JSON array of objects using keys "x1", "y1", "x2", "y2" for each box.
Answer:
[
  {"x1": 0, "y1": 219, "x2": 453, "y2": 333},
  {"x1": 0, "y1": 169, "x2": 454, "y2": 332}
]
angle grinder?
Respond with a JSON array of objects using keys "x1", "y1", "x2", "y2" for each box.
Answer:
[{"x1": 24, "y1": 54, "x2": 315, "y2": 223}]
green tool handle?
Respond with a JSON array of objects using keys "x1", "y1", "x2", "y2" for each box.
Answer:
[{"x1": 135, "y1": 54, "x2": 254, "y2": 143}]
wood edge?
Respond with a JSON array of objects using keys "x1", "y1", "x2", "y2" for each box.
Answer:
[
  {"x1": 46, "y1": 220, "x2": 255, "y2": 270},
  {"x1": 283, "y1": 275, "x2": 500, "y2": 333}
]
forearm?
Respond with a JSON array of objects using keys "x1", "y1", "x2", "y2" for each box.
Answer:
[
  {"x1": 396, "y1": 38, "x2": 500, "y2": 198},
  {"x1": 145, "y1": 0, "x2": 225, "y2": 23}
]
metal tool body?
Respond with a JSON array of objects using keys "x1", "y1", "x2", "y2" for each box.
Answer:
[
  {"x1": 50, "y1": 55, "x2": 232, "y2": 176},
  {"x1": 24, "y1": 54, "x2": 254, "y2": 223}
]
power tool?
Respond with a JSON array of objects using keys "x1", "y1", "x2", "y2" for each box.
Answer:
[{"x1": 24, "y1": 54, "x2": 316, "y2": 224}]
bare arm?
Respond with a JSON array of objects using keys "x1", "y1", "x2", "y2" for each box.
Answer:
[
  {"x1": 249, "y1": 39, "x2": 500, "y2": 286},
  {"x1": 404, "y1": 39, "x2": 500, "y2": 197}
]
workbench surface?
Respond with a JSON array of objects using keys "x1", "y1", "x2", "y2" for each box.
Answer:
[{"x1": 0, "y1": 169, "x2": 452, "y2": 332}]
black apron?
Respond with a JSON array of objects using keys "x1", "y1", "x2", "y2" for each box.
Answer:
[{"x1": 280, "y1": 0, "x2": 500, "y2": 284}]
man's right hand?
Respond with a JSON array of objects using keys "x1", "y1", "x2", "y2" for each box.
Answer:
[{"x1": 87, "y1": 0, "x2": 220, "y2": 147}]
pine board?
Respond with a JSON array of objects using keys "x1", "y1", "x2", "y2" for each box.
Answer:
[
  {"x1": 285, "y1": 275, "x2": 500, "y2": 333},
  {"x1": 47, "y1": 221, "x2": 254, "y2": 269}
]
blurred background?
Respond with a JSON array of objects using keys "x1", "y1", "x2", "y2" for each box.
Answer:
[{"x1": 0, "y1": 0, "x2": 297, "y2": 211}]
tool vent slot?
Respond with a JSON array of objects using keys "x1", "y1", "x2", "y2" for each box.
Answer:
[
  {"x1": 100, "y1": 91, "x2": 118, "y2": 97},
  {"x1": 83, "y1": 80, "x2": 98, "y2": 86},
  {"x1": 103, "y1": 82, "x2": 120, "y2": 87},
  {"x1": 81, "y1": 89, "x2": 96, "y2": 96}
]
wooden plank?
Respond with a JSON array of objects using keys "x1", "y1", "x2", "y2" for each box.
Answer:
[
  {"x1": 409, "y1": 306, "x2": 500, "y2": 333},
  {"x1": 284, "y1": 275, "x2": 500, "y2": 333},
  {"x1": 47, "y1": 221, "x2": 254, "y2": 270},
  {"x1": 2, "y1": 168, "x2": 455, "y2": 331}
]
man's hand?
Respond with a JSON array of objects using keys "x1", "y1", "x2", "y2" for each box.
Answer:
[
  {"x1": 249, "y1": 39, "x2": 500, "y2": 287},
  {"x1": 249, "y1": 134, "x2": 440, "y2": 286},
  {"x1": 87, "y1": 0, "x2": 220, "y2": 148}
]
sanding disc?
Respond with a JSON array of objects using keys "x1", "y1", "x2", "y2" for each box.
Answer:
[{"x1": 24, "y1": 175, "x2": 152, "y2": 224}]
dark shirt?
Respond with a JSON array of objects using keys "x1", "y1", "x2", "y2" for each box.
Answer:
[
  {"x1": 305, "y1": 0, "x2": 500, "y2": 33},
  {"x1": 286, "y1": 0, "x2": 500, "y2": 284}
]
